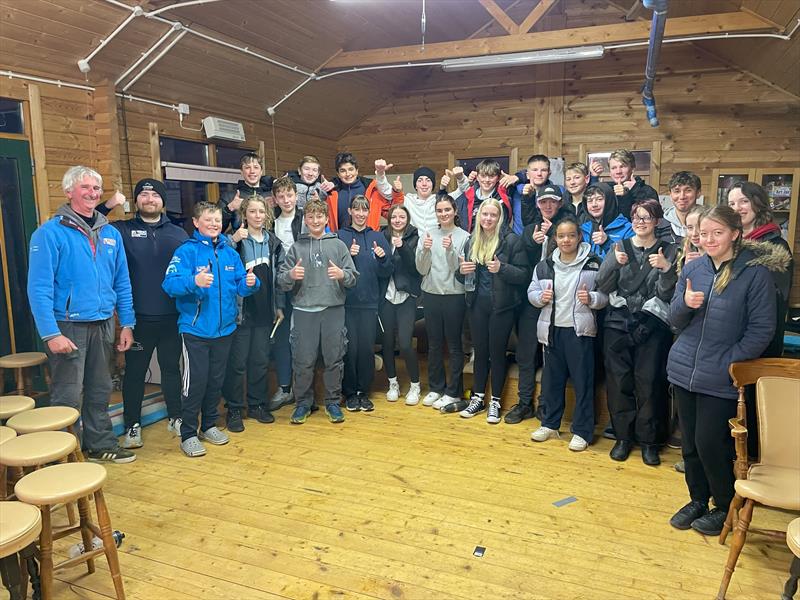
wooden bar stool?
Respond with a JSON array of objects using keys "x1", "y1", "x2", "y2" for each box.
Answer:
[
  {"x1": 6, "y1": 407, "x2": 84, "y2": 462},
  {"x1": 14, "y1": 462, "x2": 125, "y2": 600},
  {"x1": 0, "y1": 427, "x2": 17, "y2": 501},
  {"x1": 0, "y1": 396, "x2": 35, "y2": 423},
  {"x1": 0, "y1": 352, "x2": 49, "y2": 397},
  {"x1": 0, "y1": 501, "x2": 42, "y2": 600},
  {"x1": 0, "y1": 426, "x2": 15, "y2": 446}
]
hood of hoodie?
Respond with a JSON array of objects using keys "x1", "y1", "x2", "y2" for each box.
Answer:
[
  {"x1": 582, "y1": 183, "x2": 620, "y2": 230},
  {"x1": 236, "y1": 177, "x2": 272, "y2": 197},
  {"x1": 56, "y1": 203, "x2": 109, "y2": 238},
  {"x1": 552, "y1": 241, "x2": 592, "y2": 271},
  {"x1": 738, "y1": 238, "x2": 792, "y2": 274}
]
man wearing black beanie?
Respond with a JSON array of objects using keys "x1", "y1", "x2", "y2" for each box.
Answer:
[{"x1": 112, "y1": 179, "x2": 188, "y2": 450}]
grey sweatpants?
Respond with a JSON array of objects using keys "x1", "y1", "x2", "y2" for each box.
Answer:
[
  {"x1": 290, "y1": 306, "x2": 347, "y2": 409},
  {"x1": 45, "y1": 319, "x2": 118, "y2": 450}
]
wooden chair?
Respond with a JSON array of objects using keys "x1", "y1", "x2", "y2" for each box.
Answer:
[
  {"x1": 14, "y1": 462, "x2": 126, "y2": 600},
  {"x1": 0, "y1": 501, "x2": 42, "y2": 600},
  {"x1": 784, "y1": 518, "x2": 800, "y2": 600},
  {"x1": 0, "y1": 352, "x2": 49, "y2": 397},
  {"x1": 717, "y1": 375, "x2": 800, "y2": 600}
]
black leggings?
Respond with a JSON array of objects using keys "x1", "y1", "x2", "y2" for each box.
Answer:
[
  {"x1": 674, "y1": 385, "x2": 737, "y2": 509},
  {"x1": 468, "y1": 294, "x2": 515, "y2": 397},
  {"x1": 343, "y1": 308, "x2": 378, "y2": 398},
  {"x1": 379, "y1": 296, "x2": 419, "y2": 382},
  {"x1": 423, "y1": 292, "x2": 465, "y2": 397}
]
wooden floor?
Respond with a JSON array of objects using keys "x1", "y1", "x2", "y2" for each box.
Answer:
[{"x1": 33, "y1": 392, "x2": 795, "y2": 600}]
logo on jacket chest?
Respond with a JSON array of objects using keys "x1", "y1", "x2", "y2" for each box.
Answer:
[{"x1": 130, "y1": 229, "x2": 148, "y2": 238}]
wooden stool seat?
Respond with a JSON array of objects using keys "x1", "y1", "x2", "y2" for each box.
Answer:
[
  {"x1": 0, "y1": 432, "x2": 77, "y2": 468},
  {"x1": 789, "y1": 518, "x2": 800, "y2": 558},
  {"x1": 15, "y1": 462, "x2": 106, "y2": 506},
  {"x1": 0, "y1": 353, "x2": 47, "y2": 370},
  {"x1": 0, "y1": 501, "x2": 42, "y2": 557},
  {"x1": 6, "y1": 406, "x2": 79, "y2": 434},
  {"x1": 0, "y1": 396, "x2": 35, "y2": 420},
  {"x1": 0, "y1": 427, "x2": 16, "y2": 446}
]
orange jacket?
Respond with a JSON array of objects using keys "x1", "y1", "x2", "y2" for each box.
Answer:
[{"x1": 326, "y1": 177, "x2": 402, "y2": 232}]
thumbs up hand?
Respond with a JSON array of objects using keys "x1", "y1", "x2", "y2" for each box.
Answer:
[
  {"x1": 229, "y1": 190, "x2": 243, "y2": 211},
  {"x1": 487, "y1": 255, "x2": 501, "y2": 273},
  {"x1": 320, "y1": 176, "x2": 335, "y2": 193},
  {"x1": 648, "y1": 246, "x2": 671, "y2": 271},
  {"x1": 440, "y1": 171, "x2": 451, "y2": 189},
  {"x1": 499, "y1": 170, "x2": 519, "y2": 188},
  {"x1": 532, "y1": 224, "x2": 546, "y2": 245},
  {"x1": 577, "y1": 283, "x2": 591, "y2": 305},
  {"x1": 245, "y1": 267, "x2": 256, "y2": 287},
  {"x1": 684, "y1": 249, "x2": 702, "y2": 265},
  {"x1": 522, "y1": 183, "x2": 534, "y2": 196},
  {"x1": 195, "y1": 266, "x2": 214, "y2": 288},
  {"x1": 350, "y1": 238, "x2": 360, "y2": 256},
  {"x1": 452, "y1": 166, "x2": 464, "y2": 179},
  {"x1": 540, "y1": 218, "x2": 553, "y2": 234},
  {"x1": 392, "y1": 176, "x2": 403, "y2": 193},
  {"x1": 459, "y1": 254, "x2": 476, "y2": 274},
  {"x1": 623, "y1": 177, "x2": 636, "y2": 191},
  {"x1": 541, "y1": 281, "x2": 554, "y2": 304},
  {"x1": 327, "y1": 259, "x2": 344, "y2": 280},
  {"x1": 467, "y1": 170, "x2": 478, "y2": 184},
  {"x1": 290, "y1": 258, "x2": 304, "y2": 281},
  {"x1": 614, "y1": 242, "x2": 629, "y2": 266},
  {"x1": 684, "y1": 278, "x2": 705, "y2": 309},
  {"x1": 232, "y1": 225, "x2": 249, "y2": 243},
  {"x1": 373, "y1": 240, "x2": 386, "y2": 258},
  {"x1": 423, "y1": 232, "x2": 433, "y2": 250},
  {"x1": 391, "y1": 234, "x2": 403, "y2": 248},
  {"x1": 374, "y1": 159, "x2": 393, "y2": 176},
  {"x1": 613, "y1": 183, "x2": 625, "y2": 197},
  {"x1": 589, "y1": 160, "x2": 604, "y2": 176},
  {"x1": 591, "y1": 225, "x2": 607, "y2": 245},
  {"x1": 106, "y1": 190, "x2": 126, "y2": 210},
  {"x1": 441, "y1": 233, "x2": 452, "y2": 250}
]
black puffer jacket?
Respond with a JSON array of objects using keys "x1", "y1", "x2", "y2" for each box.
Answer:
[
  {"x1": 615, "y1": 176, "x2": 659, "y2": 218},
  {"x1": 380, "y1": 224, "x2": 422, "y2": 300},
  {"x1": 221, "y1": 177, "x2": 275, "y2": 232},
  {"x1": 456, "y1": 230, "x2": 531, "y2": 312}
]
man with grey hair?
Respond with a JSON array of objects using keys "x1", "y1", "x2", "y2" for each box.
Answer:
[{"x1": 27, "y1": 165, "x2": 137, "y2": 463}]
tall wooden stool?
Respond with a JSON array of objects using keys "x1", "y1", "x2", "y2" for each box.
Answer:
[
  {"x1": 6, "y1": 407, "x2": 84, "y2": 462},
  {"x1": 0, "y1": 396, "x2": 35, "y2": 423},
  {"x1": 0, "y1": 427, "x2": 18, "y2": 500},
  {"x1": 0, "y1": 501, "x2": 42, "y2": 600},
  {"x1": 14, "y1": 462, "x2": 125, "y2": 600},
  {"x1": 0, "y1": 352, "x2": 49, "y2": 397}
]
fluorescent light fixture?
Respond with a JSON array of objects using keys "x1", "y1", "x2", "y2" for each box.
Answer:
[{"x1": 441, "y1": 45, "x2": 605, "y2": 72}]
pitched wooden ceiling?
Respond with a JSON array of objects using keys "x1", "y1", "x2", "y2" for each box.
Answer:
[{"x1": 1, "y1": 0, "x2": 796, "y2": 140}]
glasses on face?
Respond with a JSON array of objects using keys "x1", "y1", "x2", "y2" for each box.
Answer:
[{"x1": 632, "y1": 215, "x2": 654, "y2": 223}]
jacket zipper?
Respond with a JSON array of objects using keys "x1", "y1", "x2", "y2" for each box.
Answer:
[
  {"x1": 215, "y1": 247, "x2": 223, "y2": 337},
  {"x1": 688, "y1": 274, "x2": 717, "y2": 390}
]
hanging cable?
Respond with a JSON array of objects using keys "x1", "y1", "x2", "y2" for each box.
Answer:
[{"x1": 269, "y1": 115, "x2": 279, "y2": 176}]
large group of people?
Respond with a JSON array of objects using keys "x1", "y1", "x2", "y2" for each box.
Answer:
[{"x1": 27, "y1": 147, "x2": 793, "y2": 537}]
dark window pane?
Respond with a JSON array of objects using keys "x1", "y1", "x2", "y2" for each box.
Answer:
[
  {"x1": 0, "y1": 98, "x2": 24, "y2": 134},
  {"x1": 164, "y1": 180, "x2": 209, "y2": 235},
  {"x1": 216, "y1": 146, "x2": 254, "y2": 169},
  {"x1": 456, "y1": 156, "x2": 510, "y2": 175},
  {"x1": 160, "y1": 137, "x2": 208, "y2": 165}
]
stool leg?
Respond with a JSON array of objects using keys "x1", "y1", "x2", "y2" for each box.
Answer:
[
  {"x1": 77, "y1": 495, "x2": 96, "y2": 574},
  {"x1": 67, "y1": 425, "x2": 85, "y2": 462},
  {"x1": 94, "y1": 489, "x2": 125, "y2": 600},
  {"x1": 39, "y1": 506, "x2": 53, "y2": 600},
  {"x1": 19, "y1": 542, "x2": 40, "y2": 600},
  {"x1": 14, "y1": 367, "x2": 24, "y2": 395}
]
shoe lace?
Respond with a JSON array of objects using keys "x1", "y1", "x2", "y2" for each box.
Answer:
[
  {"x1": 467, "y1": 398, "x2": 483, "y2": 412},
  {"x1": 488, "y1": 401, "x2": 500, "y2": 416},
  {"x1": 128, "y1": 425, "x2": 140, "y2": 436}
]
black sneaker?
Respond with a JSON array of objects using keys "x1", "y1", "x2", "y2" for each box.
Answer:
[
  {"x1": 459, "y1": 396, "x2": 485, "y2": 418},
  {"x1": 669, "y1": 501, "x2": 708, "y2": 530},
  {"x1": 358, "y1": 393, "x2": 374, "y2": 412},
  {"x1": 504, "y1": 403, "x2": 534, "y2": 424},
  {"x1": 226, "y1": 408, "x2": 244, "y2": 433},
  {"x1": 87, "y1": 446, "x2": 137, "y2": 464},
  {"x1": 691, "y1": 507, "x2": 727, "y2": 536},
  {"x1": 345, "y1": 396, "x2": 360, "y2": 412},
  {"x1": 251, "y1": 404, "x2": 275, "y2": 424}
]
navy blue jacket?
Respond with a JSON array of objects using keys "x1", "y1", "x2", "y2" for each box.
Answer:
[
  {"x1": 113, "y1": 214, "x2": 188, "y2": 319},
  {"x1": 337, "y1": 225, "x2": 393, "y2": 309},
  {"x1": 667, "y1": 244, "x2": 780, "y2": 400}
]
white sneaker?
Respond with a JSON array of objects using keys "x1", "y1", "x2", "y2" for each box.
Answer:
[
  {"x1": 531, "y1": 426, "x2": 560, "y2": 442},
  {"x1": 422, "y1": 392, "x2": 440, "y2": 407},
  {"x1": 122, "y1": 423, "x2": 143, "y2": 449},
  {"x1": 568, "y1": 434, "x2": 588, "y2": 452},
  {"x1": 168, "y1": 417, "x2": 182, "y2": 436},
  {"x1": 432, "y1": 394, "x2": 452, "y2": 409},
  {"x1": 386, "y1": 379, "x2": 400, "y2": 402},
  {"x1": 405, "y1": 382, "x2": 421, "y2": 406},
  {"x1": 486, "y1": 399, "x2": 501, "y2": 424}
]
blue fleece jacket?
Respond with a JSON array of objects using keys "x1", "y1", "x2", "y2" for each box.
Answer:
[
  {"x1": 337, "y1": 226, "x2": 393, "y2": 309},
  {"x1": 28, "y1": 204, "x2": 135, "y2": 340},
  {"x1": 162, "y1": 231, "x2": 259, "y2": 338},
  {"x1": 580, "y1": 214, "x2": 634, "y2": 258}
]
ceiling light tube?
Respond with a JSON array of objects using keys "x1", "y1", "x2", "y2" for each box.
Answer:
[{"x1": 441, "y1": 45, "x2": 605, "y2": 71}]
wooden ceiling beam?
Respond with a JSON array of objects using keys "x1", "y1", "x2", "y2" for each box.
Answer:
[
  {"x1": 478, "y1": 0, "x2": 518, "y2": 35},
  {"x1": 323, "y1": 11, "x2": 773, "y2": 69},
  {"x1": 518, "y1": 0, "x2": 558, "y2": 33}
]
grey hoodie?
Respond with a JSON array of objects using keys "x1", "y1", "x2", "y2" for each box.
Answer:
[
  {"x1": 415, "y1": 226, "x2": 469, "y2": 295},
  {"x1": 277, "y1": 232, "x2": 357, "y2": 310}
]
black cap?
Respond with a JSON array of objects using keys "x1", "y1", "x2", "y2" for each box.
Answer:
[
  {"x1": 538, "y1": 185, "x2": 562, "y2": 201},
  {"x1": 133, "y1": 178, "x2": 168, "y2": 202},
  {"x1": 413, "y1": 167, "x2": 436, "y2": 189}
]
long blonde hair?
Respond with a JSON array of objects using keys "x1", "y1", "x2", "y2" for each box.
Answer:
[
  {"x1": 469, "y1": 198, "x2": 503, "y2": 265},
  {"x1": 240, "y1": 195, "x2": 274, "y2": 232},
  {"x1": 677, "y1": 204, "x2": 708, "y2": 276},
  {"x1": 698, "y1": 205, "x2": 743, "y2": 294}
]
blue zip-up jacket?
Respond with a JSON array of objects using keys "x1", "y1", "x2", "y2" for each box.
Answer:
[
  {"x1": 162, "y1": 230, "x2": 259, "y2": 338},
  {"x1": 112, "y1": 213, "x2": 188, "y2": 318},
  {"x1": 667, "y1": 243, "x2": 780, "y2": 399},
  {"x1": 580, "y1": 214, "x2": 635, "y2": 258},
  {"x1": 337, "y1": 225, "x2": 393, "y2": 309},
  {"x1": 28, "y1": 204, "x2": 135, "y2": 340}
]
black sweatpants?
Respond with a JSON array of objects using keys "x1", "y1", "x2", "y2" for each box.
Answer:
[
  {"x1": 604, "y1": 326, "x2": 671, "y2": 445},
  {"x1": 379, "y1": 296, "x2": 419, "y2": 382},
  {"x1": 423, "y1": 292, "x2": 466, "y2": 398},
  {"x1": 122, "y1": 316, "x2": 182, "y2": 428},
  {"x1": 180, "y1": 333, "x2": 233, "y2": 442},
  {"x1": 674, "y1": 385, "x2": 737, "y2": 510},
  {"x1": 343, "y1": 307, "x2": 378, "y2": 399},
  {"x1": 222, "y1": 323, "x2": 271, "y2": 410},
  {"x1": 515, "y1": 303, "x2": 542, "y2": 407},
  {"x1": 469, "y1": 295, "x2": 515, "y2": 397}
]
